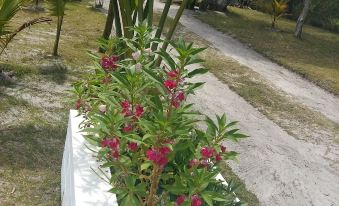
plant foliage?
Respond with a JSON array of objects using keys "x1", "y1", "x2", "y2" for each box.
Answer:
[{"x1": 73, "y1": 25, "x2": 248, "y2": 206}]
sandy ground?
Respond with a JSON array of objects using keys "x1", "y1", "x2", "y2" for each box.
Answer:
[{"x1": 107, "y1": 1, "x2": 339, "y2": 205}]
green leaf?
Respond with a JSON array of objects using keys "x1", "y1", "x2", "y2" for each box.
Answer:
[
  {"x1": 186, "y1": 68, "x2": 208, "y2": 78},
  {"x1": 156, "y1": 49, "x2": 177, "y2": 69},
  {"x1": 143, "y1": 68, "x2": 163, "y2": 84},
  {"x1": 140, "y1": 162, "x2": 152, "y2": 171},
  {"x1": 201, "y1": 192, "x2": 213, "y2": 206}
]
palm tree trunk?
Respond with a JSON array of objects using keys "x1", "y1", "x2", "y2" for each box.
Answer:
[
  {"x1": 151, "y1": 0, "x2": 172, "y2": 51},
  {"x1": 156, "y1": 0, "x2": 189, "y2": 66},
  {"x1": 147, "y1": 0, "x2": 154, "y2": 27},
  {"x1": 161, "y1": 0, "x2": 189, "y2": 51},
  {"x1": 100, "y1": 0, "x2": 115, "y2": 52},
  {"x1": 53, "y1": 15, "x2": 64, "y2": 56},
  {"x1": 138, "y1": 0, "x2": 144, "y2": 23},
  {"x1": 112, "y1": 0, "x2": 122, "y2": 37},
  {"x1": 294, "y1": 0, "x2": 310, "y2": 39}
]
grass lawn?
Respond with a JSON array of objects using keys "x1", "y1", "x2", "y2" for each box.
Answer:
[
  {"x1": 194, "y1": 8, "x2": 339, "y2": 95},
  {"x1": 0, "y1": 1, "x2": 106, "y2": 205}
]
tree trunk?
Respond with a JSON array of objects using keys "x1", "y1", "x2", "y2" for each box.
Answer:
[
  {"x1": 112, "y1": 0, "x2": 122, "y2": 37},
  {"x1": 294, "y1": 0, "x2": 310, "y2": 39},
  {"x1": 99, "y1": 0, "x2": 115, "y2": 52},
  {"x1": 35, "y1": 0, "x2": 39, "y2": 7},
  {"x1": 53, "y1": 16, "x2": 64, "y2": 56}
]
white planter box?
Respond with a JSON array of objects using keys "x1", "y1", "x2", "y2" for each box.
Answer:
[
  {"x1": 61, "y1": 110, "x2": 118, "y2": 206},
  {"x1": 61, "y1": 110, "x2": 238, "y2": 206}
]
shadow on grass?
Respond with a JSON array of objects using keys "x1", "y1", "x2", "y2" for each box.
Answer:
[
  {"x1": 0, "y1": 121, "x2": 67, "y2": 170},
  {"x1": 0, "y1": 61, "x2": 68, "y2": 86},
  {"x1": 39, "y1": 62, "x2": 68, "y2": 85}
]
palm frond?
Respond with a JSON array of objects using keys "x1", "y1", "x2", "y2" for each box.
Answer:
[
  {"x1": 0, "y1": 17, "x2": 52, "y2": 55},
  {"x1": 0, "y1": 0, "x2": 25, "y2": 35}
]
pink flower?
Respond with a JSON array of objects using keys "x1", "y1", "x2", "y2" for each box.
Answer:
[
  {"x1": 98, "y1": 104, "x2": 107, "y2": 113},
  {"x1": 200, "y1": 159, "x2": 209, "y2": 168},
  {"x1": 167, "y1": 70, "x2": 178, "y2": 78},
  {"x1": 221, "y1": 145, "x2": 226, "y2": 153},
  {"x1": 132, "y1": 51, "x2": 141, "y2": 60},
  {"x1": 189, "y1": 159, "x2": 200, "y2": 168},
  {"x1": 121, "y1": 100, "x2": 130, "y2": 109},
  {"x1": 75, "y1": 99, "x2": 82, "y2": 109},
  {"x1": 171, "y1": 99, "x2": 180, "y2": 108},
  {"x1": 135, "y1": 63, "x2": 142, "y2": 71},
  {"x1": 163, "y1": 80, "x2": 177, "y2": 90},
  {"x1": 108, "y1": 138, "x2": 120, "y2": 149},
  {"x1": 128, "y1": 142, "x2": 138, "y2": 152},
  {"x1": 101, "y1": 138, "x2": 120, "y2": 150},
  {"x1": 146, "y1": 147, "x2": 171, "y2": 167},
  {"x1": 111, "y1": 150, "x2": 120, "y2": 159},
  {"x1": 200, "y1": 147, "x2": 214, "y2": 159},
  {"x1": 135, "y1": 104, "x2": 144, "y2": 118},
  {"x1": 101, "y1": 56, "x2": 111, "y2": 70},
  {"x1": 110, "y1": 55, "x2": 119, "y2": 62},
  {"x1": 191, "y1": 195, "x2": 203, "y2": 206},
  {"x1": 177, "y1": 91, "x2": 185, "y2": 101},
  {"x1": 176, "y1": 195, "x2": 185, "y2": 205},
  {"x1": 122, "y1": 124, "x2": 133, "y2": 133},
  {"x1": 101, "y1": 138, "x2": 110, "y2": 148},
  {"x1": 101, "y1": 55, "x2": 118, "y2": 71},
  {"x1": 216, "y1": 153, "x2": 222, "y2": 161}
]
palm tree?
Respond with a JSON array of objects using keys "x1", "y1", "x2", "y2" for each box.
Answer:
[
  {"x1": 0, "y1": 0, "x2": 51, "y2": 55},
  {"x1": 270, "y1": 0, "x2": 288, "y2": 28},
  {"x1": 99, "y1": 0, "x2": 115, "y2": 53},
  {"x1": 49, "y1": 0, "x2": 67, "y2": 56}
]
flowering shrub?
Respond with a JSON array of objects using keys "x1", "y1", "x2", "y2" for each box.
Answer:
[{"x1": 73, "y1": 25, "x2": 247, "y2": 206}]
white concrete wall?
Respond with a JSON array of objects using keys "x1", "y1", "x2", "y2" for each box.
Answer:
[{"x1": 61, "y1": 110, "x2": 118, "y2": 206}]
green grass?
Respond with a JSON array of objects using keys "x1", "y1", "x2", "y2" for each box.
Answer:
[
  {"x1": 194, "y1": 8, "x2": 339, "y2": 95},
  {"x1": 0, "y1": 1, "x2": 106, "y2": 205}
]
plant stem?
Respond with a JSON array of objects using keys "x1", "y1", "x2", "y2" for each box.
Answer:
[{"x1": 146, "y1": 164, "x2": 161, "y2": 206}]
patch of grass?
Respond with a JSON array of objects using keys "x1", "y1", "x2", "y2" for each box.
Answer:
[
  {"x1": 0, "y1": 0, "x2": 106, "y2": 205},
  {"x1": 194, "y1": 8, "x2": 339, "y2": 95},
  {"x1": 1, "y1": 0, "x2": 106, "y2": 73}
]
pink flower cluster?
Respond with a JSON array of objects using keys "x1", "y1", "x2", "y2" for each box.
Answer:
[
  {"x1": 146, "y1": 147, "x2": 171, "y2": 167},
  {"x1": 121, "y1": 100, "x2": 144, "y2": 118},
  {"x1": 101, "y1": 137, "x2": 120, "y2": 159},
  {"x1": 163, "y1": 70, "x2": 185, "y2": 108},
  {"x1": 189, "y1": 145, "x2": 227, "y2": 168},
  {"x1": 175, "y1": 194, "x2": 203, "y2": 206},
  {"x1": 101, "y1": 55, "x2": 119, "y2": 71},
  {"x1": 120, "y1": 100, "x2": 144, "y2": 133}
]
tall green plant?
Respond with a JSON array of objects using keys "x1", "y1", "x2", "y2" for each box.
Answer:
[
  {"x1": 270, "y1": 0, "x2": 288, "y2": 28},
  {"x1": 107, "y1": 0, "x2": 187, "y2": 57},
  {"x1": 49, "y1": 0, "x2": 67, "y2": 56}
]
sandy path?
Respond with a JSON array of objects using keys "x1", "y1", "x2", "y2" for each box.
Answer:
[
  {"x1": 188, "y1": 69, "x2": 339, "y2": 206},
  {"x1": 154, "y1": 2, "x2": 339, "y2": 124}
]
